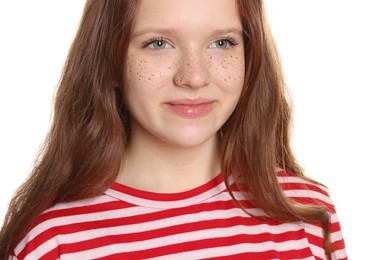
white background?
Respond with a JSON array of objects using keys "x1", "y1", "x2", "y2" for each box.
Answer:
[{"x1": 0, "y1": 1, "x2": 389, "y2": 259}]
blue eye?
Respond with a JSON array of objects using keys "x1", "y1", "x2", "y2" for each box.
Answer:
[
  {"x1": 150, "y1": 40, "x2": 167, "y2": 49},
  {"x1": 145, "y1": 38, "x2": 172, "y2": 49},
  {"x1": 215, "y1": 40, "x2": 230, "y2": 48},
  {"x1": 210, "y1": 38, "x2": 238, "y2": 49}
]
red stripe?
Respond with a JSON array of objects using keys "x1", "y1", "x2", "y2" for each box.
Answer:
[
  {"x1": 36, "y1": 212, "x2": 286, "y2": 255},
  {"x1": 15, "y1": 171, "x2": 348, "y2": 259},
  {"x1": 17, "y1": 201, "x2": 133, "y2": 257},
  {"x1": 18, "y1": 199, "x2": 245, "y2": 257},
  {"x1": 93, "y1": 232, "x2": 313, "y2": 259},
  {"x1": 203, "y1": 249, "x2": 315, "y2": 260},
  {"x1": 280, "y1": 182, "x2": 329, "y2": 197},
  {"x1": 111, "y1": 173, "x2": 224, "y2": 201},
  {"x1": 29, "y1": 200, "x2": 131, "y2": 230},
  {"x1": 288, "y1": 196, "x2": 335, "y2": 213},
  {"x1": 276, "y1": 170, "x2": 294, "y2": 177}
]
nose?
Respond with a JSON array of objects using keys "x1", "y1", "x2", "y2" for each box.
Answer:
[{"x1": 173, "y1": 49, "x2": 210, "y2": 89}]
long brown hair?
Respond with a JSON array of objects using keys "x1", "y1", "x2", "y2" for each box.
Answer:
[
  {"x1": 222, "y1": 1, "x2": 331, "y2": 258},
  {"x1": 0, "y1": 1, "x2": 331, "y2": 259}
]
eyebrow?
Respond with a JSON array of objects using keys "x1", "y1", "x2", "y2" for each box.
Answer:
[{"x1": 132, "y1": 27, "x2": 243, "y2": 38}]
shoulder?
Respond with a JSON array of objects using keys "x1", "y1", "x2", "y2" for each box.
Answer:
[
  {"x1": 12, "y1": 192, "x2": 121, "y2": 259},
  {"x1": 276, "y1": 170, "x2": 336, "y2": 213},
  {"x1": 277, "y1": 171, "x2": 348, "y2": 259}
]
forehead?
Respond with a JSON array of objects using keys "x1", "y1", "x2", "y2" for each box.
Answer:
[{"x1": 133, "y1": 0, "x2": 241, "y2": 32}]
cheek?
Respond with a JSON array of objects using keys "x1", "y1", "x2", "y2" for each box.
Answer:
[
  {"x1": 126, "y1": 55, "x2": 158, "y2": 84},
  {"x1": 123, "y1": 55, "x2": 158, "y2": 113},
  {"x1": 210, "y1": 54, "x2": 245, "y2": 90}
]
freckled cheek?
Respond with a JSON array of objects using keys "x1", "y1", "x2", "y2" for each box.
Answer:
[
  {"x1": 208, "y1": 54, "x2": 245, "y2": 89},
  {"x1": 125, "y1": 55, "x2": 173, "y2": 87}
]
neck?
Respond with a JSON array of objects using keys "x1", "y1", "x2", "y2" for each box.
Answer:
[{"x1": 117, "y1": 128, "x2": 221, "y2": 193}]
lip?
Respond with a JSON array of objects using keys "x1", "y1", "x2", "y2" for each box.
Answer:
[{"x1": 165, "y1": 98, "x2": 215, "y2": 118}]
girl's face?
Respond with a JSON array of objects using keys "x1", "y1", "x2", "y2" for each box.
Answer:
[{"x1": 123, "y1": 0, "x2": 244, "y2": 148}]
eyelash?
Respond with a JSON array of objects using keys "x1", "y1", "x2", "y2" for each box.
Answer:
[
  {"x1": 142, "y1": 37, "x2": 171, "y2": 49},
  {"x1": 142, "y1": 36, "x2": 239, "y2": 49},
  {"x1": 212, "y1": 36, "x2": 239, "y2": 48}
]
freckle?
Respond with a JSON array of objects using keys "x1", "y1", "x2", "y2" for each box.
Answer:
[
  {"x1": 168, "y1": 66, "x2": 171, "y2": 69},
  {"x1": 148, "y1": 77, "x2": 151, "y2": 80}
]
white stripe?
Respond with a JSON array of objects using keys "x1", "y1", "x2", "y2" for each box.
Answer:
[
  {"x1": 24, "y1": 242, "x2": 57, "y2": 260},
  {"x1": 300, "y1": 222, "x2": 326, "y2": 259},
  {"x1": 283, "y1": 189, "x2": 333, "y2": 205},
  {"x1": 18, "y1": 174, "x2": 344, "y2": 259},
  {"x1": 16, "y1": 206, "x2": 161, "y2": 255},
  {"x1": 301, "y1": 212, "x2": 345, "y2": 260},
  {"x1": 26, "y1": 207, "x2": 259, "y2": 259},
  {"x1": 302, "y1": 212, "x2": 342, "y2": 238},
  {"x1": 304, "y1": 242, "x2": 325, "y2": 260},
  {"x1": 149, "y1": 240, "x2": 316, "y2": 260},
  {"x1": 61, "y1": 222, "x2": 307, "y2": 259},
  {"x1": 44, "y1": 195, "x2": 116, "y2": 213},
  {"x1": 18, "y1": 189, "x2": 246, "y2": 257},
  {"x1": 330, "y1": 212, "x2": 339, "y2": 223},
  {"x1": 277, "y1": 176, "x2": 317, "y2": 185},
  {"x1": 303, "y1": 222, "x2": 323, "y2": 238},
  {"x1": 331, "y1": 230, "x2": 345, "y2": 245},
  {"x1": 104, "y1": 178, "x2": 228, "y2": 209},
  {"x1": 207, "y1": 190, "x2": 247, "y2": 202},
  {"x1": 15, "y1": 195, "x2": 116, "y2": 253},
  {"x1": 275, "y1": 167, "x2": 284, "y2": 172},
  {"x1": 208, "y1": 191, "x2": 268, "y2": 217},
  {"x1": 332, "y1": 248, "x2": 348, "y2": 260}
]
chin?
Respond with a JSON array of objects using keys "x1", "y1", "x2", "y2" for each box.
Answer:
[{"x1": 163, "y1": 132, "x2": 218, "y2": 149}]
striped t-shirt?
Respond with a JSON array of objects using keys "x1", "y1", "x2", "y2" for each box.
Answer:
[{"x1": 11, "y1": 171, "x2": 347, "y2": 259}]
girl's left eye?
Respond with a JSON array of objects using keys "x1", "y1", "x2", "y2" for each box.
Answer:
[{"x1": 209, "y1": 38, "x2": 238, "y2": 49}]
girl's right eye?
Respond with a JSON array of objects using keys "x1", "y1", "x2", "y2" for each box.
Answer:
[{"x1": 144, "y1": 38, "x2": 172, "y2": 49}]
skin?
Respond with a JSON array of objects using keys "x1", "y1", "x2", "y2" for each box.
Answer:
[{"x1": 117, "y1": 0, "x2": 245, "y2": 193}]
